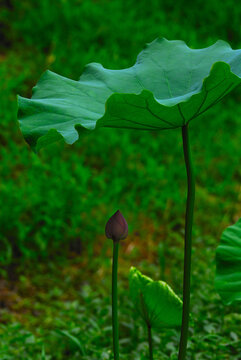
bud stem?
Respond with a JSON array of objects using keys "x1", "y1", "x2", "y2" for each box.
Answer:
[{"x1": 112, "y1": 240, "x2": 120, "y2": 360}]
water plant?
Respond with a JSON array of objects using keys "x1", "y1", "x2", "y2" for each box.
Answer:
[
  {"x1": 215, "y1": 218, "x2": 241, "y2": 354},
  {"x1": 105, "y1": 210, "x2": 128, "y2": 359},
  {"x1": 129, "y1": 267, "x2": 182, "y2": 359},
  {"x1": 215, "y1": 217, "x2": 241, "y2": 305},
  {"x1": 17, "y1": 38, "x2": 241, "y2": 358}
]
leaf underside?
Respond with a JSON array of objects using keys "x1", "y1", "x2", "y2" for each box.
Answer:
[
  {"x1": 215, "y1": 218, "x2": 241, "y2": 305},
  {"x1": 129, "y1": 267, "x2": 182, "y2": 330},
  {"x1": 18, "y1": 38, "x2": 241, "y2": 151}
]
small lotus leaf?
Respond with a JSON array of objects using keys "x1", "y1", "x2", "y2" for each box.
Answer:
[{"x1": 129, "y1": 267, "x2": 182, "y2": 329}]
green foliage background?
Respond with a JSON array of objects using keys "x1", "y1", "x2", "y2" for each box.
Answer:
[{"x1": 0, "y1": 0, "x2": 241, "y2": 359}]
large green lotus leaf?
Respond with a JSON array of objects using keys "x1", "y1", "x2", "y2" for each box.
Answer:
[
  {"x1": 215, "y1": 218, "x2": 241, "y2": 305},
  {"x1": 129, "y1": 267, "x2": 182, "y2": 329},
  {"x1": 18, "y1": 38, "x2": 241, "y2": 151}
]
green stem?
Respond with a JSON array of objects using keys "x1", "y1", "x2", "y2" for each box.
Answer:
[
  {"x1": 147, "y1": 325, "x2": 153, "y2": 360},
  {"x1": 178, "y1": 124, "x2": 195, "y2": 360},
  {"x1": 112, "y1": 240, "x2": 120, "y2": 360}
]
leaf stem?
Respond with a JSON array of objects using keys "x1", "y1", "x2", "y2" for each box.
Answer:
[
  {"x1": 112, "y1": 240, "x2": 120, "y2": 360},
  {"x1": 178, "y1": 124, "x2": 195, "y2": 360},
  {"x1": 147, "y1": 324, "x2": 153, "y2": 360}
]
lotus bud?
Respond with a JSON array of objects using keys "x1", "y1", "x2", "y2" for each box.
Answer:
[{"x1": 105, "y1": 210, "x2": 128, "y2": 242}]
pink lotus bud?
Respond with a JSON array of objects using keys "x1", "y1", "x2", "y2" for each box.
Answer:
[{"x1": 105, "y1": 210, "x2": 128, "y2": 241}]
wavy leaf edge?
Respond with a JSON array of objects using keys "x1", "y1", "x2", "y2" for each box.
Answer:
[{"x1": 17, "y1": 38, "x2": 241, "y2": 152}]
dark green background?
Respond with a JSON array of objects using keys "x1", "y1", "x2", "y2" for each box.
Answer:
[{"x1": 0, "y1": 1, "x2": 240, "y2": 359}]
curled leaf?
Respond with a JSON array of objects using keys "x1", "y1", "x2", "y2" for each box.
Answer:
[
  {"x1": 129, "y1": 267, "x2": 182, "y2": 329},
  {"x1": 215, "y1": 218, "x2": 241, "y2": 305},
  {"x1": 18, "y1": 38, "x2": 241, "y2": 152}
]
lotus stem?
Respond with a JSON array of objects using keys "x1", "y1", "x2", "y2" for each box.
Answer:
[
  {"x1": 106, "y1": 210, "x2": 128, "y2": 359},
  {"x1": 112, "y1": 240, "x2": 120, "y2": 360},
  {"x1": 178, "y1": 124, "x2": 195, "y2": 360}
]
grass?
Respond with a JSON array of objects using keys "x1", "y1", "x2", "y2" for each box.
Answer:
[
  {"x1": 0, "y1": 0, "x2": 241, "y2": 358},
  {"x1": 1, "y1": 235, "x2": 241, "y2": 359}
]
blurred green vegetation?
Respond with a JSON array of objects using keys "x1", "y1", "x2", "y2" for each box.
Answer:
[{"x1": 0, "y1": 0, "x2": 241, "y2": 359}]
